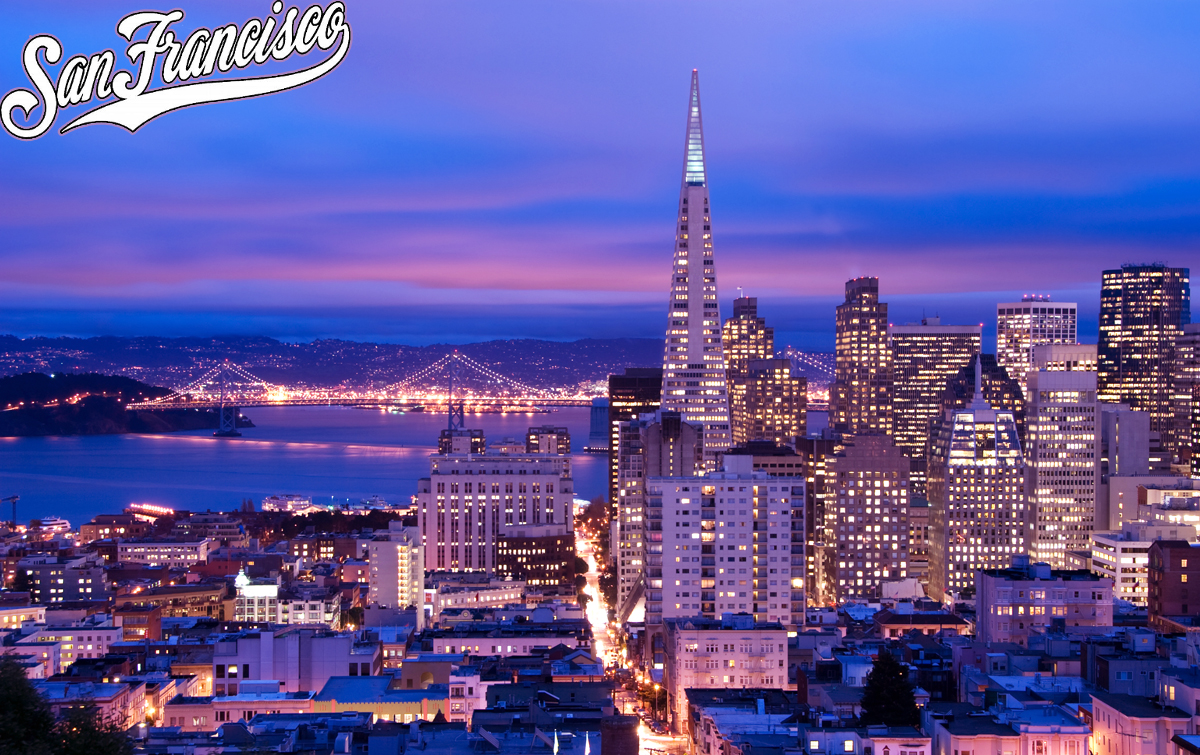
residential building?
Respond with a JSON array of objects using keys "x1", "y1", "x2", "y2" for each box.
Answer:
[
  {"x1": 1148, "y1": 540, "x2": 1200, "y2": 631},
  {"x1": 495, "y1": 523, "x2": 575, "y2": 588},
  {"x1": 79, "y1": 514, "x2": 151, "y2": 544},
  {"x1": 526, "y1": 425, "x2": 570, "y2": 455},
  {"x1": 615, "y1": 410, "x2": 704, "y2": 618},
  {"x1": 730, "y1": 358, "x2": 807, "y2": 447},
  {"x1": 827, "y1": 435, "x2": 911, "y2": 601},
  {"x1": 802, "y1": 725, "x2": 930, "y2": 755},
  {"x1": 662, "y1": 614, "x2": 788, "y2": 733},
  {"x1": 890, "y1": 318, "x2": 982, "y2": 491},
  {"x1": 1024, "y1": 345, "x2": 1101, "y2": 568},
  {"x1": 831, "y1": 276, "x2": 892, "y2": 437},
  {"x1": 164, "y1": 688, "x2": 316, "y2": 731},
  {"x1": 0, "y1": 603, "x2": 45, "y2": 629},
  {"x1": 427, "y1": 577, "x2": 527, "y2": 624},
  {"x1": 173, "y1": 513, "x2": 248, "y2": 548},
  {"x1": 927, "y1": 360, "x2": 1027, "y2": 602},
  {"x1": 658, "y1": 70, "x2": 732, "y2": 467},
  {"x1": 606, "y1": 367, "x2": 664, "y2": 503},
  {"x1": 114, "y1": 603, "x2": 162, "y2": 642},
  {"x1": 976, "y1": 556, "x2": 1114, "y2": 647},
  {"x1": 35, "y1": 680, "x2": 141, "y2": 731},
  {"x1": 233, "y1": 572, "x2": 341, "y2": 627},
  {"x1": 1092, "y1": 521, "x2": 1197, "y2": 606},
  {"x1": 117, "y1": 539, "x2": 213, "y2": 568},
  {"x1": 212, "y1": 627, "x2": 381, "y2": 695},
  {"x1": 419, "y1": 622, "x2": 590, "y2": 655},
  {"x1": 929, "y1": 706, "x2": 1088, "y2": 755},
  {"x1": 416, "y1": 450, "x2": 572, "y2": 573},
  {"x1": 1099, "y1": 263, "x2": 1192, "y2": 452},
  {"x1": 367, "y1": 521, "x2": 423, "y2": 617},
  {"x1": 312, "y1": 677, "x2": 447, "y2": 723},
  {"x1": 642, "y1": 456, "x2": 803, "y2": 668},
  {"x1": 996, "y1": 295, "x2": 1078, "y2": 397},
  {"x1": 18, "y1": 624, "x2": 124, "y2": 672},
  {"x1": 1089, "y1": 690, "x2": 1194, "y2": 755},
  {"x1": 126, "y1": 583, "x2": 231, "y2": 620}
]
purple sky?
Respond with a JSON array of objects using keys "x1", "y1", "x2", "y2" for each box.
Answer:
[{"x1": 0, "y1": 1, "x2": 1197, "y2": 351}]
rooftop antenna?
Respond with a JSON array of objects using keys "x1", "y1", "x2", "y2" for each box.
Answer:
[{"x1": 737, "y1": 286, "x2": 744, "y2": 299}]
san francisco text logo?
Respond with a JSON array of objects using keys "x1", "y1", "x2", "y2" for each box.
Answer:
[{"x1": 1, "y1": 1, "x2": 350, "y2": 139}]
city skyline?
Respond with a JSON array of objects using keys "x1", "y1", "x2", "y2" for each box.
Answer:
[{"x1": 0, "y1": 2, "x2": 1198, "y2": 349}]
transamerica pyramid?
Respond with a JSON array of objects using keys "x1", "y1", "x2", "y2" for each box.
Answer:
[{"x1": 659, "y1": 70, "x2": 731, "y2": 467}]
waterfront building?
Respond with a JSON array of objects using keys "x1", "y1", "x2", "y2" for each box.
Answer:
[
  {"x1": 996, "y1": 295, "x2": 1078, "y2": 397},
  {"x1": 730, "y1": 358, "x2": 806, "y2": 447},
  {"x1": 261, "y1": 494, "x2": 314, "y2": 513},
  {"x1": 658, "y1": 70, "x2": 731, "y2": 467},
  {"x1": 889, "y1": 318, "x2": 982, "y2": 494},
  {"x1": 367, "y1": 521, "x2": 423, "y2": 618},
  {"x1": 1024, "y1": 344, "x2": 1101, "y2": 568},
  {"x1": 1091, "y1": 520, "x2": 1198, "y2": 606},
  {"x1": 928, "y1": 359, "x2": 1026, "y2": 602},
  {"x1": 416, "y1": 450, "x2": 573, "y2": 574},
  {"x1": 526, "y1": 425, "x2": 570, "y2": 455},
  {"x1": 831, "y1": 276, "x2": 892, "y2": 437},
  {"x1": 1099, "y1": 264, "x2": 1192, "y2": 452},
  {"x1": 642, "y1": 456, "x2": 803, "y2": 667},
  {"x1": 827, "y1": 435, "x2": 911, "y2": 602},
  {"x1": 1175, "y1": 324, "x2": 1200, "y2": 470},
  {"x1": 975, "y1": 556, "x2": 1113, "y2": 646},
  {"x1": 584, "y1": 398, "x2": 609, "y2": 452},
  {"x1": 662, "y1": 614, "x2": 787, "y2": 733},
  {"x1": 606, "y1": 367, "x2": 664, "y2": 503},
  {"x1": 615, "y1": 411, "x2": 704, "y2": 618}
]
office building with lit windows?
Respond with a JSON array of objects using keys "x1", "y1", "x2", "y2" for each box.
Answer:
[
  {"x1": 1024, "y1": 345, "x2": 1100, "y2": 569},
  {"x1": 730, "y1": 358, "x2": 807, "y2": 447},
  {"x1": 827, "y1": 435, "x2": 911, "y2": 601},
  {"x1": 659, "y1": 70, "x2": 731, "y2": 468},
  {"x1": 1099, "y1": 264, "x2": 1191, "y2": 452},
  {"x1": 976, "y1": 555, "x2": 1113, "y2": 647},
  {"x1": 723, "y1": 296, "x2": 774, "y2": 444},
  {"x1": 928, "y1": 360, "x2": 1027, "y2": 602},
  {"x1": 615, "y1": 411, "x2": 704, "y2": 619},
  {"x1": 416, "y1": 451, "x2": 573, "y2": 574},
  {"x1": 831, "y1": 277, "x2": 892, "y2": 437},
  {"x1": 890, "y1": 318, "x2": 982, "y2": 490},
  {"x1": 1091, "y1": 520, "x2": 1197, "y2": 607},
  {"x1": 367, "y1": 521, "x2": 423, "y2": 618},
  {"x1": 996, "y1": 296, "x2": 1077, "y2": 398},
  {"x1": 1174, "y1": 324, "x2": 1200, "y2": 469}
]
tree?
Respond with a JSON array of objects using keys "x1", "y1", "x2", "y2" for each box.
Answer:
[
  {"x1": 573, "y1": 556, "x2": 589, "y2": 576},
  {"x1": 858, "y1": 650, "x2": 919, "y2": 727},
  {"x1": 0, "y1": 655, "x2": 54, "y2": 755},
  {"x1": 51, "y1": 705, "x2": 132, "y2": 755}
]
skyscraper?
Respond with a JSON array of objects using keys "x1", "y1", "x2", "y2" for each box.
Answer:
[
  {"x1": 889, "y1": 317, "x2": 982, "y2": 492},
  {"x1": 659, "y1": 70, "x2": 731, "y2": 467},
  {"x1": 996, "y1": 296, "x2": 1078, "y2": 398},
  {"x1": 928, "y1": 358, "x2": 1027, "y2": 602},
  {"x1": 1173, "y1": 324, "x2": 1200, "y2": 469},
  {"x1": 723, "y1": 296, "x2": 774, "y2": 444},
  {"x1": 607, "y1": 367, "x2": 664, "y2": 503},
  {"x1": 831, "y1": 277, "x2": 892, "y2": 437},
  {"x1": 1099, "y1": 264, "x2": 1191, "y2": 451},
  {"x1": 1024, "y1": 344, "x2": 1100, "y2": 569},
  {"x1": 730, "y1": 359, "x2": 807, "y2": 447}
]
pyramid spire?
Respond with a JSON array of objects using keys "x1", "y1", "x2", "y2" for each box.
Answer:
[
  {"x1": 659, "y1": 69, "x2": 730, "y2": 467},
  {"x1": 683, "y1": 69, "x2": 706, "y2": 187},
  {"x1": 969, "y1": 354, "x2": 990, "y2": 409}
]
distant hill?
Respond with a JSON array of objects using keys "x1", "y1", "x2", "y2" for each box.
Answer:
[{"x1": 0, "y1": 372, "x2": 238, "y2": 436}]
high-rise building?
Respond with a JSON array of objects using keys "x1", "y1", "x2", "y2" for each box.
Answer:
[
  {"x1": 796, "y1": 437, "x2": 838, "y2": 606},
  {"x1": 526, "y1": 425, "x2": 570, "y2": 455},
  {"x1": 1099, "y1": 264, "x2": 1192, "y2": 452},
  {"x1": 996, "y1": 295, "x2": 1078, "y2": 398},
  {"x1": 584, "y1": 398, "x2": 610, "y2": 453},
  {"x1": 928, "y1": 359, "x2": 1027, "y2": 602},
  {"x1": 935, "y1": 353, "x2": 1027, "y2": 450},
  {"x1": 615, "y1": 411, "x2": 704, "y2": 620},
  {"x1": 724, "y1": 296, "x2": 774, "y2": 444},
  {"x1": 831, "y1": 277, "x2": 892, "y2": 437},
  {"x1": 417, "y1": 450, "x2": 573, "y2": 573},
  {"x1": 729, "y1": 358, "x2": 807, "y2": 447},
  {"x1": 1174, "y1": 324, "x2": 1200, "y2": 470},
  {"x1": 827, "y1": 435, "x2": 911, "y2": 601},
  {"x1": 889, "y1": 317, "x2": 982, "y2": 492},
  {"x1": 1024, "y1": 344, "x2": 1100, "y2": 569},
  {"x1": 659, "y1": 70, "x2": 731, "y2": 467},
  {"x1": 607, "y1": 367, "x2": 664, "y2": 503}
]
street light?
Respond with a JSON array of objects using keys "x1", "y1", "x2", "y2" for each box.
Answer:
[{"x1": 653, "y1": 683, "x2": 664, "y2": 724}]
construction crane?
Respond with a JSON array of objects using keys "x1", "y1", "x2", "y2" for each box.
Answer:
[{"x1": 2, "y1": 495, "x2": 17, "y2": 530}]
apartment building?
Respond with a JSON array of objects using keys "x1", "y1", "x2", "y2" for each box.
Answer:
[{"x1": 975, "y1": 556, "x2": 1114, "y2": 647}]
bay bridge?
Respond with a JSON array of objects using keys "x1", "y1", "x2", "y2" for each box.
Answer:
[{"x1": 125, "y1": 352, "x2": 594, "y2": 436}]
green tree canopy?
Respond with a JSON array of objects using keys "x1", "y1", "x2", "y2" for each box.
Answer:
[{"x1": 858, "y1": 650, "x2": 919, "y2": 728}]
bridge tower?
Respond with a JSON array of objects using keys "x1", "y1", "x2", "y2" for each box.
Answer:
[
  {"x1": 214, "y1": 363, "x2": 243, "y2": 438},
  {"x1": 447, "y1": 351, "x2": 464, "y2": 431}
]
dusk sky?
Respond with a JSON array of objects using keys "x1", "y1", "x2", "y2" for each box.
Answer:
[{"x1": 1, "y1": 1, "x2": 1197, "y2": 351}]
